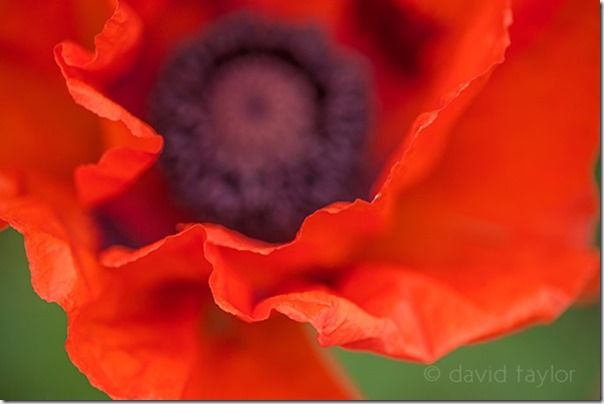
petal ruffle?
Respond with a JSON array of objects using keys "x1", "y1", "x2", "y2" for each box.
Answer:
[
  {"x1": 54, "y1": 0, "x2": 230, "y2": 206},
  {"x1": 367, "y1": 0, "x2": 512, "y2": 194},
  {"x1": 54, "y1": 1, "x2": 162, "y2": 205},
  {"x1": 68, "y1": 227, "x2": 356, "y2": 399},
  {"x1": 0, "y1": 175, "x2": 100, "y2": 311}
]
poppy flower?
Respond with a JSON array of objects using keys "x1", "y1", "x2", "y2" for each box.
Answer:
[{"x1": 0, "y1": 0, "x2": 599, "y2": 400}]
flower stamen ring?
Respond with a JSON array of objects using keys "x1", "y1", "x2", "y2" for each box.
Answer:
[{"x1": 150, "y1": 14, "x2": 372, "y2": 243}]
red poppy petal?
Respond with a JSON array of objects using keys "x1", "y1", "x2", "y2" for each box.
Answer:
[
  {"x1": 0, "y1": 55, "x2": 102, "y2": 183},
  {"x1": 0, "y1": 177, "x2": 100, "y2": 311},
  {"x1": 0, "y1": 1, "x2": 113, "y2": 183},
  {"x1": 70, "y1": 306, "x2": 356, "y2": 399},
  {"x1": 0, "y1": 66, "x2": 102, "y2": 179},
  {"x1": 207, "y1": 0, "x2": 599, "y2": 361},
  {"x1": 211, "y1": 248, "x2": 595, "y2": 363},
  {"x1": 369, "y1": 0, "x2": 512, "y2": 195},
  {"x1": 66, "y1": 226, "x2": 355, "y2": 399},
  {"x1": 1, "y1": 183, "x2": 356, "y2": 399},
  {"x1": 368, "y1": 2, "x2": 600, "y2": 334},
  {"x1": 317, "y1": 0, "x2": 509, "y2": 186},
  {"x1": 378, "y1": 0, "x2": 599, "y2": 285},
  {"x1": 54, "y1": 1, "x2": 163, "y2": 205},
  {"x1": 0, "y1": 1, "x2": 111, "y2": 72},
  {"x1": 366, "y1": 0, "x2": 599, "y2": 356}
]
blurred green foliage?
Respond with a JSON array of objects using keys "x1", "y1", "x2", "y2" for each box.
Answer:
[
  {"x1": 0, "y1": 229, "x2": 108, "y2": 400},
  {"x1": 0, "y1": 228, "x2": 600, "y2": 400}
]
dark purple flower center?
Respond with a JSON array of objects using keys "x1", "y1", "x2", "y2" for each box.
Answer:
[{"x1": 149, "y1": 14, "x2": 371, "y2": 243}]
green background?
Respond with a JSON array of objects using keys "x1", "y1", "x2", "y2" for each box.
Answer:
[{"x1": 0, "y1": 228, "x2": 600, "y2": 400}]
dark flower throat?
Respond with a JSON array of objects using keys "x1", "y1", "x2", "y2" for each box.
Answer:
[{"x1": 150, "y1": 14, "x2": 371, "y2": 243}]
